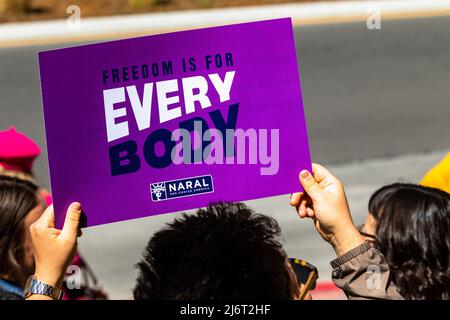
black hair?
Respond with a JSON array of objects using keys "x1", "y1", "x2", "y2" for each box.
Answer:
[
  {"x1": 368, "y1": 183, "x2": 407, "y2": 220},
  {"x1": 133, "y1": 202, "x2": 296, "y2": 299},
  {"x1": 369, "y1": 183, "x2": 450, "y2": 299},
  {"x1": 0, "y1": 175, "x2": 39, "y2": 286}
]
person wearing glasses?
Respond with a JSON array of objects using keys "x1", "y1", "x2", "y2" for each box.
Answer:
[
  {"x1": 26, "y1": 163, "x2": 448, "y2": 300},
  {"x1": 357, "y1": 183, "x2": 449, "y2": 300},
  {"x1": 25, "y1": 200, "x2": 316, "y2": 300},
  {"x1": 291, "y1": 165, "x2": 450, "y2": 300},
  {"x1": 23, "y1": 163, "x2": 392, "y2": 300}
]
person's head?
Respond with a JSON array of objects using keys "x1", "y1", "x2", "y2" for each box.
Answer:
[
  {"x1": 0, "y1": 175, "x2": 44, "y2": 286},
  {"x1": 361, "y1": 183, "x2": 407, "y2": 238},
  {"x1": 0, "y1": 127, "x2": 40, "y2": 177},
  {"x1": 369, "y1": 183, "x2": 450, "y2": 300},
  {"x1": 0, "y1": 166, "x2": 36, "y2": 184},
  {"x1": 134, "y1": 202, "x2": 301, "y2": 299}
]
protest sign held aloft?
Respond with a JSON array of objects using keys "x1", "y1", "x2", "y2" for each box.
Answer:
[{"x1": 38, "y1": 18, "x2": 311, "y2": 228}]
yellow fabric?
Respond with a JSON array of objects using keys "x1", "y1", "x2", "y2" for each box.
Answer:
[{"x1": 420, "y1": 152, "x2": 450, "y2": 194}]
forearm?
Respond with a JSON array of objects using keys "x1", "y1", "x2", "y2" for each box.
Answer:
[{"x1": 330, "y1": 226, "x2": 365, "y2": 257}]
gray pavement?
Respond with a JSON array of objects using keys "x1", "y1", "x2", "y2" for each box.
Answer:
[{"x1": 0, "y1": 16, "x2": 449, "y2": 298}]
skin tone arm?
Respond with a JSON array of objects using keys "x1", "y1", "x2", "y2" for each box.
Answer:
[
  {"x1": 26, "y1": 163, "x2": 359, "y2": 300},
  {"x1": 289, "y1": 163, "x2": 365, "y2": 256},
  {"x1": 26, "y1": 202, "x2": 82, "y2": 300}
]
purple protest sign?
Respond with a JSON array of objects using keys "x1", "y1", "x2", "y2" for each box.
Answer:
[{"x1": 38, "y1": 18, "x2": 311, "y2": 228}]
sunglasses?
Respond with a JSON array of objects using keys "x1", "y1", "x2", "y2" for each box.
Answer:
[
  {"x1": 357, "y1": 224, "x2": 377, "y2": 241},
  {"x1": 289, "y1": 258, "x2": 318, "y2": 300}
]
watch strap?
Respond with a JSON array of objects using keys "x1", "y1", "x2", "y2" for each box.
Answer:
[{"x1": 24, "y1": 276, "x2": 64, "y2": 300}]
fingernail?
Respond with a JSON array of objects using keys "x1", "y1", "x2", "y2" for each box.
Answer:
[
  {"x1": 300, "y1": 170, "x2": 309, "y2": 179},
  {"x1": 70, "y1": 202, "x2": 81, "y2": 211}
]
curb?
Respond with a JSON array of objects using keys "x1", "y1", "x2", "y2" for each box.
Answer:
[{"x1": 1, "y1": 0, "x2": 450, "y2": 47}]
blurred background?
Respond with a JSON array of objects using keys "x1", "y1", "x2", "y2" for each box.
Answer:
[
  {"x1": 0, "y1": 0, "x2": 449, "y2": 299},
  {"x1": 1, "y1": 0, "x2": 326, "y2": 22}
]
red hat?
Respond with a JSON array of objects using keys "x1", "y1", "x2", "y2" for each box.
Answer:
[{"x1": 0, "y1": 127, "x2": 41, "y2": 172}]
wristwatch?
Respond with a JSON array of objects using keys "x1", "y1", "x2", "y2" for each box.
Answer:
[{"x1": 23, "y1": 276, "x2": 64, "y2": 300}]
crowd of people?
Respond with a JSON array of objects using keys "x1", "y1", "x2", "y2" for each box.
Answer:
[{"x1": 0, "y1": 128, "x2": 449, "y2": 300}]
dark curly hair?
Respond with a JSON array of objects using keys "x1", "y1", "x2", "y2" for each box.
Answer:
[
  {"x1": 0, "y1": 175, "x2": 40, "y2": 286},
  {"x1": 370, "y1": 183, "x2": 450, "y2": 300},
  {"x1": 133, "y1": 202, "x2": 297, "y2": 299}
]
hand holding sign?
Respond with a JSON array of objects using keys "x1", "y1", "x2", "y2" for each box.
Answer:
[
  {"x1": 290, "y1": 164, "x2": 364, "y2": 256},
  {"x1": 29, "y1": 203, "x2": 82, "y2": 289}
]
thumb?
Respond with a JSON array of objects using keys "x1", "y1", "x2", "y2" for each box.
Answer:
[
  {"x1": 60, "y1": 202, "x2": 82, "y2": 239},
  {"x1": 299, "y1": 170, "x2": 323, "y2": 201}
]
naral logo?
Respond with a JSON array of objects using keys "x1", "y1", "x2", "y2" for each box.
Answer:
[{"x1": 150, "y1": 175, "x2": 214, "y2": 202}]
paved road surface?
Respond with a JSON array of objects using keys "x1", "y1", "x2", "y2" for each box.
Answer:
[{"x1": 0, "y1": 16, "x2": 449, "y2": 298}]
